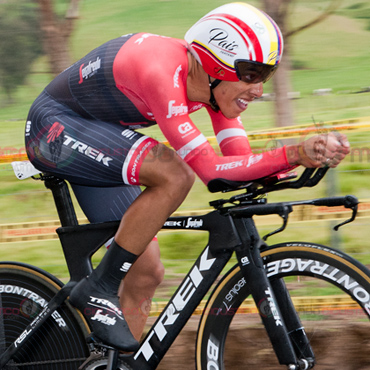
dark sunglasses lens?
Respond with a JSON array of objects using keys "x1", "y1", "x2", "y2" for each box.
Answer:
[
  {"x1": 236, "y1": 61, "x2": 277, "y2": 83},
  {"x1": 241, "y1": 71, "x2": 260, "y2": 83}
]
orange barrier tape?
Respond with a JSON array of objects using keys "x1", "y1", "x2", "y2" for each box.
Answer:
[
  {"x1": 0, "y1": 202, "x2": 369, "y2": 243},
  {"x1": 1, "y1": 117, "x2": 370, "y2": 163}
]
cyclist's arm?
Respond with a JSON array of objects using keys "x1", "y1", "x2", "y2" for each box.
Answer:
[
  {"x1": 184, "y1": 135, "x2": 291, "y2": 185},
  {"x1": 143, "y1": 81, "x2": 292, "y2": 184},
  {"x1": 120, "y1": 35, "x2": 294, "y2": 184},
  {"x1": 206, "y1": 106, "x2": 252, "y2": 156},
  {"x1": 151, "y1": 103, "x2": 292, "y2": 185}
]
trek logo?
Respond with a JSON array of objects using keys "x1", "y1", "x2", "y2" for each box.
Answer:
[
  {"x1": 173, "y1": 65, "x2": 182, "y2": 88},
  {"x1": 89, "y1": 296, "x2": 123, "y2": 318},
  {"x1": 264, "y1": 287, "x2": 283, "y2": 326},
  {"x1": 63, "y1": 134, "x2": 113, "y2": 167},
  {"x1": 215, "y1": 160, "x2": 244, "y2": 171},
  {"x1": 134, "y1": 247, "x2": 216, "y2": 361},
  {"x1": 78, "y1": 56, "x2": 101, "y2": 84},
  {"x1": 209, "y1": 28, "x2": 239, "y2": 54},
  {"x1": 164, "y1": 220, "x2": 182, "y2": 227},
  {"x1": 47, "y1": 122, "x2": 65, "y2": 143},
  {"x1": 166, "y1": 100, "x2": 188, "y2": 119},
  {"x1": 178, "y1": 122, "x2": 193, "y2": 135}
]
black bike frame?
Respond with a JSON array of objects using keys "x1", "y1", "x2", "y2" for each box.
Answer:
[
  {"x1": 124, "y1": 209, "x2": 310, "y2": 369},
  {"x1": 0, "y1": 173, "x2": 357, "y2": 369},
  {"x1": 0, "y1": 215, "x2": 306, "y2": 369}
]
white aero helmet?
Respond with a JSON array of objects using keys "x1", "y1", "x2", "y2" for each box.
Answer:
[{"x1": 185, "y1": 2, "x2": 283, "y2": 84}]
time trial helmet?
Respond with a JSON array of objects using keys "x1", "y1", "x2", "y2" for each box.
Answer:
[{"x1": 185, "y1": 2, "x2": 283, "y2": 84}]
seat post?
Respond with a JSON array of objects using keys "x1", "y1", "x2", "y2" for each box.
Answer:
[{"x1": 43, "y1": 175, "x2": 79, "y2": 227}]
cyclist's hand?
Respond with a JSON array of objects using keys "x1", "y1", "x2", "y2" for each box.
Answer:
[{"x1": 287, "y1": 132, "x2": 350, "y2": 168}]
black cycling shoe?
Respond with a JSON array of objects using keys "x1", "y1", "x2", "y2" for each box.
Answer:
[{"x1": 69, "y1": 276, "x2": 139, "y2": 352}]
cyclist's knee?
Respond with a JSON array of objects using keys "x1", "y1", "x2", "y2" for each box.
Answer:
[
  {"x1": 140, "y1": 143, "x2": 195, "y2": 196},
  {"x1": 166, "y1": 159, "x2": 195, "y2": 194},
  {"x1": 158, "y1": 145, "x2": 195, "y2": 189}
]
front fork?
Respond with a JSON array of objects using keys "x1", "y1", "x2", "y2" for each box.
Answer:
[{"x1": 234, "y1": 217, "x2": 314, "y2": 370}]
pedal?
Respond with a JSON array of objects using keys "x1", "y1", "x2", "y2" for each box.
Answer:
[{"x1": 78, "y1": 334, "x2": 115, "y2": 369}]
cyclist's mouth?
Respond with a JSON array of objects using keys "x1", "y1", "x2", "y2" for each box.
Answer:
[{"x1": 236, "y1": 98, "x2": 249, "y2": 111}]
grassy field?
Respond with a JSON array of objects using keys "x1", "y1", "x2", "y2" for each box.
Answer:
[{"x1": 1, "y1": 0, "x2": 370, "y2": 283}]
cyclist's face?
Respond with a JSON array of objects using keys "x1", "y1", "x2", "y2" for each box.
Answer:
[{"x1": 214, "y1": 80, "x2": 263, "y2": 119}]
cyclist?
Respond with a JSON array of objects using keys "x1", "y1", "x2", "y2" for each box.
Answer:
[{"x1": 25, "y1": 2, "x2": 350, "y2": 351}]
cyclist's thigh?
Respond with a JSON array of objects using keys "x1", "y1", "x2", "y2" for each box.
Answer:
[
  {"x1": 25, "y1": 91, "x2": 158, "y2": 187},
  {"x1": 71, "y1": 183, "x2": 141, "y2": 223}
]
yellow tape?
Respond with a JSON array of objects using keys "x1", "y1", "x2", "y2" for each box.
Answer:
[
  {"x1": 1, "y1": 116, "x2": 370, "y2": 163},
  {"x1": 149, "y1": 294, "x2": 361, "y2": 317},
  {"x1": 1, "y1": 202, "x2": 369, "y2": 243}
]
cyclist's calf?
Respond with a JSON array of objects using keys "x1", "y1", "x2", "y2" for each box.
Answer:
[
  {"x1": 119, "y1": 240, "x2": 165, "y2": 340},
  {"x1": 122, "y1": 240, "x2": 165, "y2": 304}
]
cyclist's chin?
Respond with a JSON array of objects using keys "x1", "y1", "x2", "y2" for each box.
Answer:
[{"x1": 219, "y1": 102, "x2": 247, "y2": 119}]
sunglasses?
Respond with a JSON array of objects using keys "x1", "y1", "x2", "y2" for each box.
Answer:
[{"x1": 235, "y1": 60, "x2": 278, "y2": 84}]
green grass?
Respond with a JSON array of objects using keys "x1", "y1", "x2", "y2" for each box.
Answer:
[{"x1": 1, "y1": 0, "x2": 370, "y2": 291}]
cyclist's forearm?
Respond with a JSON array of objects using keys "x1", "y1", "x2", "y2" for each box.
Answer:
[{"x1": 186, "y1": 144, "x2": 293, "y2": 185}]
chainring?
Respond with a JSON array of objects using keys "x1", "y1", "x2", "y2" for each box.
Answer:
[{"x1": 81, "y1": 358, "x2": 131, "y2": 370}]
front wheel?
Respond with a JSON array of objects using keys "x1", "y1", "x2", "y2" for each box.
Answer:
[{"x1": 196, "y1": 242, "x2": 370, "y2": 369}]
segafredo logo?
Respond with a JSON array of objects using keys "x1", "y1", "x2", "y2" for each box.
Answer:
[
  {"x1": 166, "y1": 100, "x2": 188, "y2": 118},
  {"x1": 91, "y1": 310, "x2": 116, "y2": 326},
  {"x1": 246, "y1": 154, "x2": 263, "y2": 168},
  {"x1": 79, "y1": 57, "x2": 101, "y2": 84}
]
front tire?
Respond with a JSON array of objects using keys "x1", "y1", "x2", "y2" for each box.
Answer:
[{"x1": 196, "y1": 242, "x2": 370, "y2": 369}]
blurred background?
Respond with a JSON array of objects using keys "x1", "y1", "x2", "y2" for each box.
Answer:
[{"x1": 0, "y1": 0, "x2": 370, "y2": 288}]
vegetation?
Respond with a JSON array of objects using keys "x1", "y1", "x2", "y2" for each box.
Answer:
[
  {"x1": 0, "y1": 0, "x2": 370, "y2": 286},
  {"x1": 0, "y1": 0, "x2": 42, "y2": 102}
]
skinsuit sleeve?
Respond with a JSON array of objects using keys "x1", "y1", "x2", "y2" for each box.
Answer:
[{"x1": 113, "y1": 34, "x2": 293, "y2": 185}]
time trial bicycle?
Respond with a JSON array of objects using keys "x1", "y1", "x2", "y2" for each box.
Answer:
[{"x1": 0, "y1": 161, "x2": 368, "y2": 369}]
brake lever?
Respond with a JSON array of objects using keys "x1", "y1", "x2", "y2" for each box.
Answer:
[
  {"x1": 262, "y1": 205, "x2": 292, "y2": 241},
  {"x1": 333, "y1": 204, "x2": 358, "y2": 231}
]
